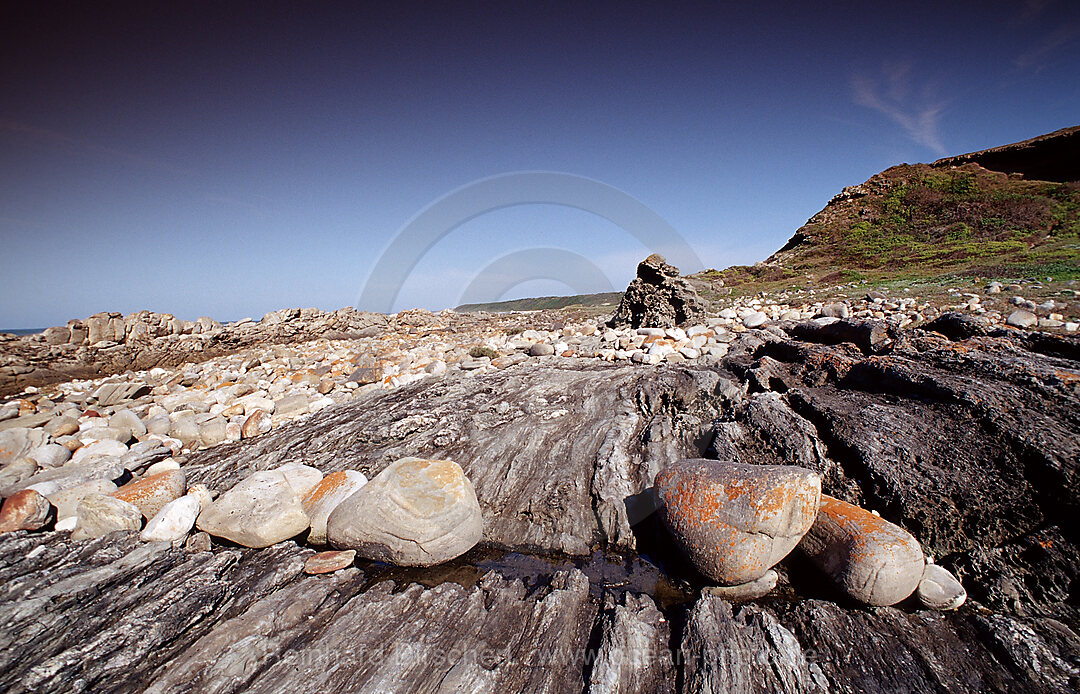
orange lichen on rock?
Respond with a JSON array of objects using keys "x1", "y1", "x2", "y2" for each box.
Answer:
[
  {"x1": 112, "y1": 470, "x2": 186, "y2": 520},
  {"x1": 655, "y1": 459, "x2": 821, "y2": 585},
  {"x1": 798, "y1": 494, "x2": 924, "y2": 606}
]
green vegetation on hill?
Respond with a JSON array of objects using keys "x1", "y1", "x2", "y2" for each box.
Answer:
[{"x1": 705, "y1": 162, "x2": 1080, "y2": 296}]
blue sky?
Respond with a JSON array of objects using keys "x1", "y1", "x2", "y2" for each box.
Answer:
[{"x1": 1, "y1": 1, "x2": 1078, "y2": 327}]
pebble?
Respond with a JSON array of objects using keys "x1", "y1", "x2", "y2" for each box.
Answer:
[
  {"x1": 799, "y1": 495, "x2": 925, "y2": 606},
  {"x1": 917, "y1": 563, "x2": 967, "y2": 610},
  {"x1": 1006, "y1": 310, "x2": 1038, "y2": 328},
  {"x1": 0, "y1": 489, "x2": 53, "y2": 532},
  {"x1": 741, "y1": 312, "x2": 768, "y2": 328},
  {"x1": 27, "y1": 443, "x2": 71, "y2": 468},
  {"x1": 701, "y1": 569, "x2": 778, "y2": 601},
  {"x1": 327, "y1": 457, "x2": 483, "y2": 567},
  {"x1": 71, "y1": 493, "x2": 143, "y2": 541},
  {"x1": 241, "y1": 410, "x2": 272, "y2": 439},
  {"x1": 654, "y1": 459, "x2": 821, "y2": 585},
  {"x1": 529, "y1": 343, "x2": 555, "y2": 357},
  {"x1": 304, "y1": 549, "x2": 356, "y2": 574}
]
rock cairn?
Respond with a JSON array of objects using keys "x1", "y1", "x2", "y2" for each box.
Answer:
[{"x1": 608, "y1": 254, "x2": 707, "y2": 328}]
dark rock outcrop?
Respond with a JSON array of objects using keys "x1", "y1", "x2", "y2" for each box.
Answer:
[
  {"x1": 933, "y1": 125, "x2": 1080, "y2": 183},
  {"x1": 608, "y1": 254, "x2": 706, "y2": 329}
]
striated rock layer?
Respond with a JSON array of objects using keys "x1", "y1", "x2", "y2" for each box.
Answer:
[{"x1": 0, "y1": 319, "x2": 1077, "y2": 692}]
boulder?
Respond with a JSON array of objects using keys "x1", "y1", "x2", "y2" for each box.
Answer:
[
  {"x1": 608, "y1": 254, "x2": 706, "y2": 329},
  {"x1": 50, "y1": 479, "x2": 120, "y2": 520},
  {"x1": 302, "y1": 470, "x2": 368, "y2": 545},
  {"x1": 113, "y1": 470, "x2": 186, "y2": 520},
  {"x1": 195, "y1": 470, "x2": 309, "y2": 548},
  {"x1": 0, "y1": 428, "x2": 49, "y2": 466},
  {"x1": 0, "y1": 489, "x2": 52, "y2": 532},
  {"x1": 71, "y1": 493, "x2": 143, "y2": 541},
  {"x1": 326, "y1": 457, "x2": 483, "y2": 566},
  {"x1": 798, "y1": 495, "x2": 925, "y2": 606},
  {"x1": 654, "y1": 459, "x2": 821, "y2": 585}
]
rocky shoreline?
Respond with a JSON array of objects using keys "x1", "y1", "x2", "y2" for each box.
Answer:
[{"x1": 1, "y1": 255, "x2": 1079, "y2": 692}]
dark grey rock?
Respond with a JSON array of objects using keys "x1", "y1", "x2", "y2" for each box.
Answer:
[{"x1": 608, "y1": 254, "x2": 706, "y2": 329}]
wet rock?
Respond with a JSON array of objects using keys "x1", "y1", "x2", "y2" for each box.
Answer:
[
  {"x1": 302, "y1": 470, "x2": 368, "y2": 545},
  {"x1": 71, "y1": 493, "x2": 143, "y2": 540},
  {"x1": 798, "y1": 495, "x2": 924, "y2": 606},
  {"x1": 0, "y1": 489, "x2": 52, "y2": 532},
  {"x1": 113, "y1": 470, "x2": 186, "y2": 520},
  {"x1": 917, "y1": 563, "x2": 967, "y2": 610},
  {"x1": 608, "y1": 254, "x2": 706, "y2": 329},
  {"x1": 654, "y1": 459, "x2": 820, "y2": 585},
  {"x1": 196, "y1": 470, "x2": 309, "y2": 548},
  {"x1": 327, "y1": 457, "x2": 483, "y2": 566},
  {"x1": 140, "y1": 494, "x2": 200, "y2": 543},
  {"x1": 303, "y1": 549, "x2": 356, "y2": 574}
]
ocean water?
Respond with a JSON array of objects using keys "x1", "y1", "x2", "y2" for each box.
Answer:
[{"x1": 0, "y1": 328, "x2": 43, "y2": 336}]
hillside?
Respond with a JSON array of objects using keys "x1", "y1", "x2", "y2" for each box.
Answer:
[{"x1": 714, "y1": 126, "x2": 1080, "y2": 293}]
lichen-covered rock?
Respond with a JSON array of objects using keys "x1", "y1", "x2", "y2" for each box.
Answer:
[
  {"x1": 654, "y1": 459, "x2": 821, "y2": 585},
  {"x1": 196, "y1": 470, "x2": 309, "y2": 548},
  {"x1": 798, "y1": 495, "x2": 925, "y2": 606},
  {"x1": 326, "y1": 457, "x2": 482, "y2": 566}
]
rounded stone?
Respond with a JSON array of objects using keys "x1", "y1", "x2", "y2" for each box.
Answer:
[
  {"x1": 701, "y1": 569, "x2": 778, "y2": 601},
  {"x1": 798, "y1": 495, "x2": 925, "y2": 606},
  {"x1": 917, "y1": 563, "x2": 967, "y2": 610},
  {"x1": 241, "y1": 410, "x2": 272, "y2": 439},
  {"x1": 49, "y1": 479, "x2": 119, "y2": 520},
  {"x1": 113, "y1": 470, "x2": 186, "y2": 520},
  {"x1": 302, "y1": 470, "x2": 368, "y2": 545},
  {"x1": 140, "y1": 494, "x2": 200, "y2": 543},
  {"x1": 0, "y1": 489, "x2": 52, "y2": 532},
  {"x1": 654, "y1": 459, "x2": 821, "y2": 585},
  {"x1": 326, "y1": 457, "x2": 483, "y2": 567},
  {"x1": 528, "y1": 343, "x2": 555, "y2": 357},
  {"x1": 304, "y1": 549, "x2": 356, "y2": 574},
  {"x1": 195, "y1": 470, "x2": 309, "y2": 548},
  {"x1": 1006, "y1": 310, "x2": 1038, "y2": 328},
  {"x1": 71, "y1": 493, "x2": 143, "y2": 541}
]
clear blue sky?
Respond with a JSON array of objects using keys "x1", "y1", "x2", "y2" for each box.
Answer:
[{"x1": 2, "y1": 1, "x2": 1078, "y2": 327}]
